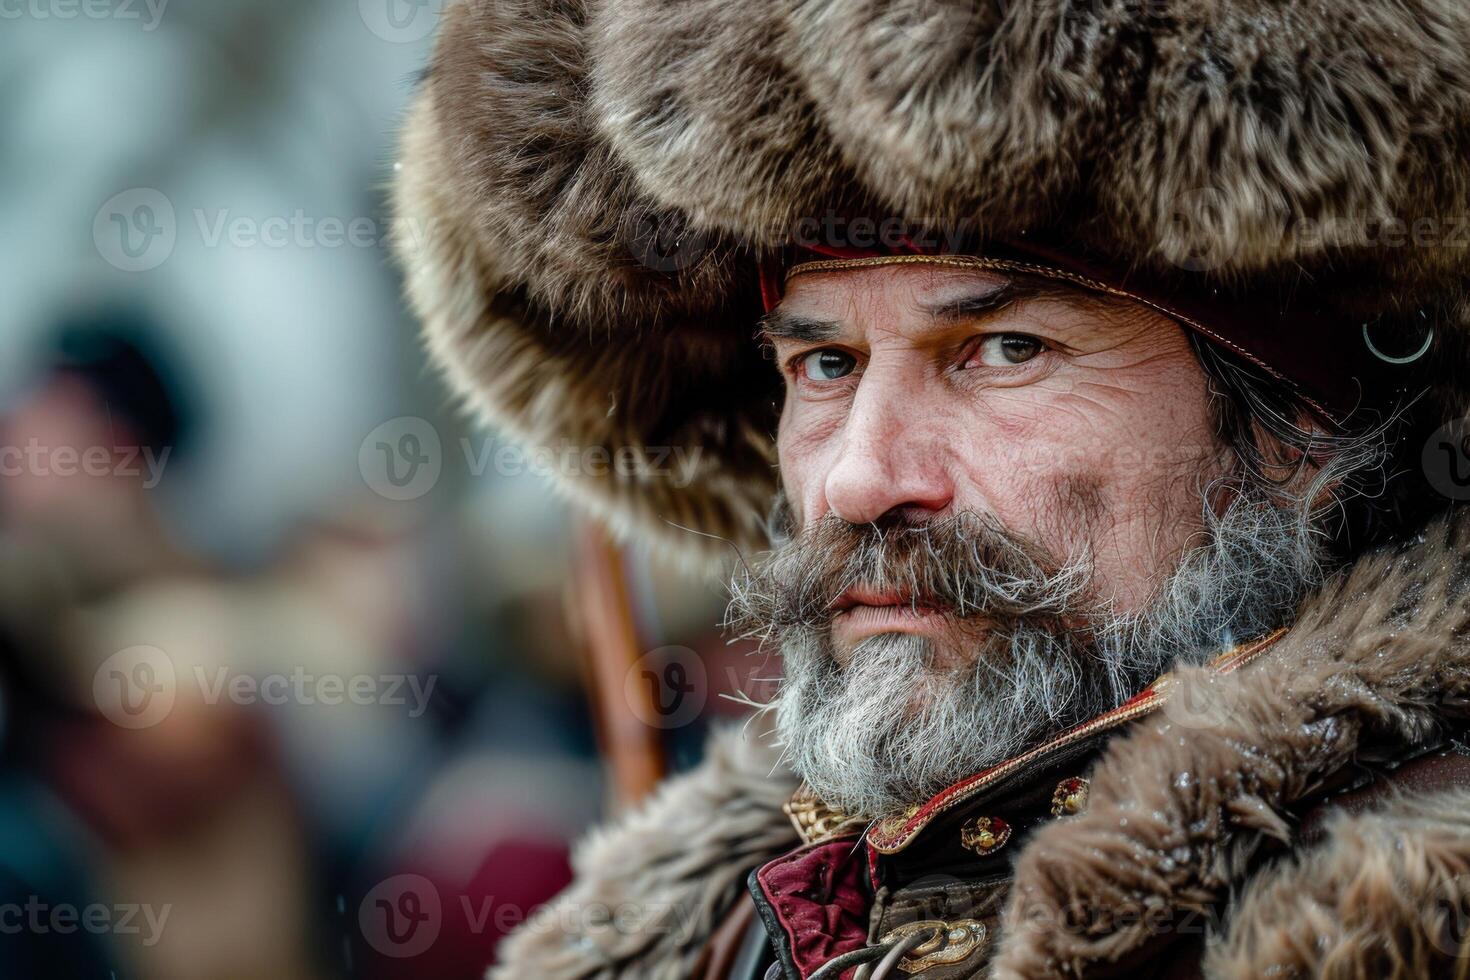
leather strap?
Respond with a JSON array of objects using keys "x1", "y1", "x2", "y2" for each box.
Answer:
[
  {"x1": 695, "y1": 896, "x2": 763, "y2": 980},
  {"x1": 1299, "y1": 741, "x2": 1470, "y2": 845}
]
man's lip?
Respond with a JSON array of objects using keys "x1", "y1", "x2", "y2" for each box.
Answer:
[
  {"x1": 831, "y1": 603, "x2": 949, "y2": 643},
  {"x1": 830, "y1": 587, "x2": 935, "y2": 613}
]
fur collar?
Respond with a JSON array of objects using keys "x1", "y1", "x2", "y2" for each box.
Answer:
[
  {"x1": 991, "y1": 509, "x2": 1470, "y2": 976},
  {"x1": 489, "y1": 725, "x2": 800, "y2": 979}
]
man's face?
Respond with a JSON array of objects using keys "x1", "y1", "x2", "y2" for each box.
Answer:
[
  {"x1": 768, "y1": 263, "x2": 1227, "y2": 633},
  {"x1": 731, "y1": 262, "x2": 1326, "y2": 818}
]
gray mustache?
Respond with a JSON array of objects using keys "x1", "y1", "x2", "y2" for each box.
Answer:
[{"x1": 726, "y1": 512, "x2": 1094, "y2": 640}]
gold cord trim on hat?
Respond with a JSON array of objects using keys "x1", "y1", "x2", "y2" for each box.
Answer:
[{"x1": 782, "y1": 254, "x2": 1337, "y2": 423}]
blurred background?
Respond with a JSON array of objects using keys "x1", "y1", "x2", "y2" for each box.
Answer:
[{"x1": 0, "y1": 4, "x2": 770, "y2": 977}]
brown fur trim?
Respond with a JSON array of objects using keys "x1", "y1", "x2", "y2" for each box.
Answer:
[
  {"x1": 1204, "y1": 788, "x2": 1470, "y2": 980},
  {"x1": 1106, "y1": 2, "x2": 1470, "y2": 292},
  {"x1": 588, "y1": 0, "x2": 855, "y2": 244},
  {"x1": 775, "y1": 0, "x2": 1123, "y2": 236},
  {"x1": 989, "y1": 510, "x2": 1470, "y2": 978},
  {"x1": 602, "y1": 0, "x2": 1470, "y2": 292},
  {"x1": 488, "y1": 725, "x2": 799, "y2": 979},
  {"x1": 397, "y1": 0, "x2": 1470, "y2": 556},
  {"x1": 393, "y1": 68, "x2": 778, "y2": 561}
]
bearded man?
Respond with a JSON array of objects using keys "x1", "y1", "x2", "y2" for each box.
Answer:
[{"x1": 393, "y1": 0, "x2": 1470, "y2": 976}]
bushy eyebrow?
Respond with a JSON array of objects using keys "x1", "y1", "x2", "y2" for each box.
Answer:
[
  {"x1": 923, "y1": 275, "x2": 1106, "y2": 326},
  {"x1": 758, "y1": 275, "x2": 1078, "y2": 343},
  {"x1": 757, "y1": 310, "x2": 842, "y2": 342},
  {"x1": 920, "y1": 282, "x2": 1025, "y2": 323}
]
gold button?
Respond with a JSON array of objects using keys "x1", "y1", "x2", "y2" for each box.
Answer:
[
  {"x1": 959, "y1": 815, "x2": 1012, "y2": 856},
  {"x1": 1051, "y1": 777, "x2": 1090, "y2": 817}
]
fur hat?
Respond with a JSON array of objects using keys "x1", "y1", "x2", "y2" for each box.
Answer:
[{"x1": 393, "y1": 0, "x2": 1470, "y2": 561}]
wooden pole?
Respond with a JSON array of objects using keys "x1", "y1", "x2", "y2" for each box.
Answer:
[{"x1": 572, "y1": 522, "x2": 666, "y2": 808}]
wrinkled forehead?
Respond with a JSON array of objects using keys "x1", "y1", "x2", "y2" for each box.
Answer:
[
  {"x1": 780, "y1": 262, "x2": 1009, "y2": 311},
  {"x1": 763, "y1": 259, "x2": 1136, "y2": 344}
]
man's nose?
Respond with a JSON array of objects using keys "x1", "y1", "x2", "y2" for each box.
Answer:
[{"x1": 823, "y1": 381, "x2": 954, "y2": 525}]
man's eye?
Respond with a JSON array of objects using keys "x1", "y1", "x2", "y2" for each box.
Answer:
[
  {"x1": 971, "y1": 333, "x2": 1045, "y2": 367},
  {"x1": 800, "y1": 349, "x2": 857, "y2": 381}
]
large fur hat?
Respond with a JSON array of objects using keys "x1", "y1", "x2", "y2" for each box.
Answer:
[{"x1": 393, "y1": 0, "x2": 1470, "y2": 561}]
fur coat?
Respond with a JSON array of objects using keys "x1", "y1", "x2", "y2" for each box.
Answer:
[{"x1": 490, "y1": 512, "x2": 1470, "y2": 980}]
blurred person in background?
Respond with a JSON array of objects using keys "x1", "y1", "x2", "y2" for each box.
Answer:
[
  {"x1": 0, "y1": 310, "x2": 608, "y2": 980},
  {"x1": 0, "y1": 311, "x2": 199, "y2": 593},
  {"x1": 0, "y1": 310, "x2": 323, "y2": 980}
]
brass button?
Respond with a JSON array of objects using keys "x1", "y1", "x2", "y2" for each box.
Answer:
[
  {"x1": 959, "y1": 815, "x2": 1012, "y2": 856},
  {"x1": 1051, "y1": 777, "x2": 1090, "y2": 817},
  {"x1": 879, "y1": 919, "x2": 987, "y2": 973}
]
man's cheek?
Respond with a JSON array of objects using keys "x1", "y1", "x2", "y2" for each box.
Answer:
[
  {"x1": 963, "y1": 427, "x2": 1117, "y2": 512},
  {"x1": 777, "y1": 414, "x2": 848, "y2": 523},
  {"x1": 1004, "y1": 389, "x2": 1191, "y2": 482},
  {"x1": 776, "y1": 445, "x2": 825, "y2": 529}
]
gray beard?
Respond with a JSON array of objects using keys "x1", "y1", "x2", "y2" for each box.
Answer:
[{"x1": 734, "y1": 490, "x2": 1327, "y2": 820}]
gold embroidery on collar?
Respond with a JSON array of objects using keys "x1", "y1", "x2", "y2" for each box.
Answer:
[
  {"x1": 879, "y1": 919, "x2": 988, "y2": 973},
  {"x1": 783, "y1": 785, "x2": 867, "y2": 845}
]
